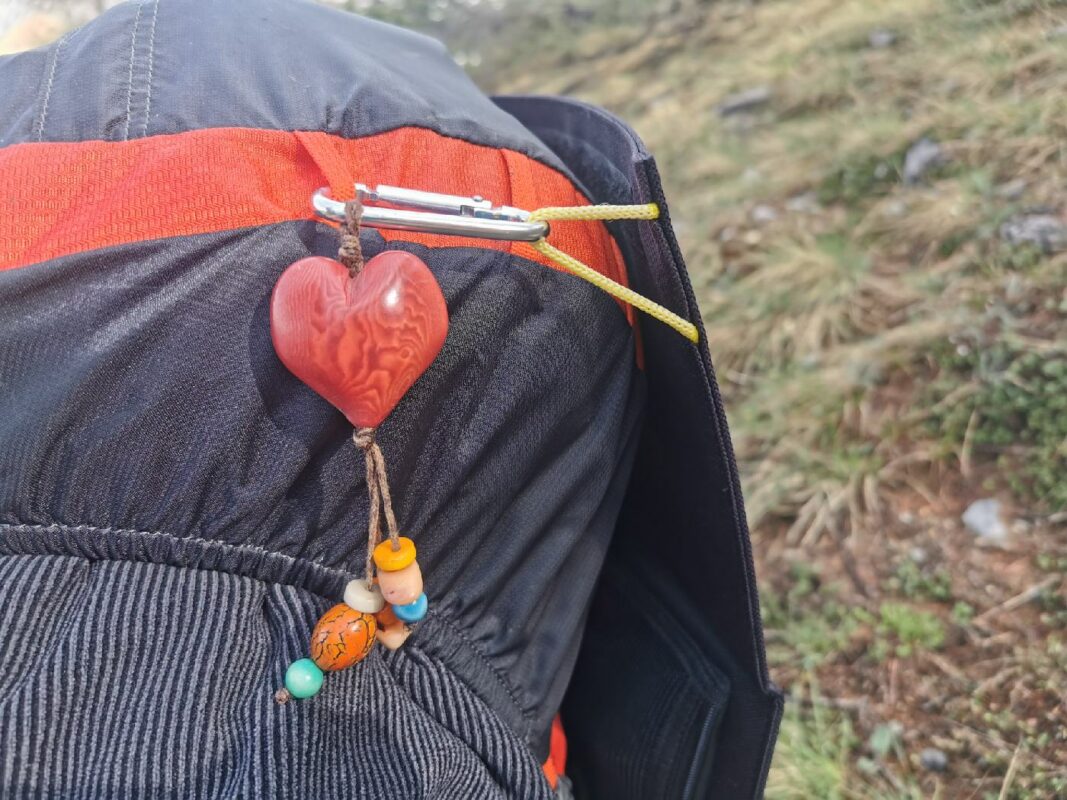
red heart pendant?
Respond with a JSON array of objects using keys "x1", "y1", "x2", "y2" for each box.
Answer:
[{"x1": 270, "y1": 251, "x2": 449, "y2": 429}]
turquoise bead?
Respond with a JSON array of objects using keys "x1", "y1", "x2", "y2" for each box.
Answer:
[
  {"x1": 285, "y1": 658, "x2": 324, "y2": 699},
  {"x1": 392, "y1": 593, "x2": 428, "y2": 623}
]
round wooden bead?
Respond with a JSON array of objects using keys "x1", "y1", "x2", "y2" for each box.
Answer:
[
  {"x1": 376, "y1": 604, "x2": 400, "y2": 627},
  {"x1": 373, "y1": 537, "x2": 416, "y2": 572},
  {"x1": 344, "y1": 579, "x2": 385, "y2": 613},
  {"x1": 393, "y1": 592, "x2": 428, "y2": 623},
  {"x1": 376, "y1": 621, "x2": 412, "y2": 650},
  {"x1": 377, "y1": 560, "x2": 423, "y2": 606},
  {"x1": 374, "y1": 605, "x2": 412, "y2": 650},
  {"x1": 285, "y1": 658, "x2": 324, "y2": 699},
  {"x1": 310, "y1": 603, "x2": 377, "y2": 672}
]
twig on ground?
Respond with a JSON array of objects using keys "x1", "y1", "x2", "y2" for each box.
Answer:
[
  {"x1": 924, "y1": 652, "x2": 970, "y2": 685},
  {"x1": 997, "y1": 741, "x2": 1023, "y2": 800},
  {"x1": 973, "y1": 575, "x2": 1061, "y2": 627}
]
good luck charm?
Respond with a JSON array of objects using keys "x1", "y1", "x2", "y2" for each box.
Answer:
[{"x1": 269, "y1": 198, "x2": 448, "y2": 701}]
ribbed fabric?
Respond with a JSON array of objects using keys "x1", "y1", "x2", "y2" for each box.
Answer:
[{"x1": 0, "y1": 554, "x2": 553, "y2": 799}]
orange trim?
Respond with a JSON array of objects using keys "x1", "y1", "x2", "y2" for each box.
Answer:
[
  {"x1": 0, "y1": 127, "x2": 629, "y2": 310},
  {"x1": 542, "y1": 714, "x2": 568, "y2": 790}
]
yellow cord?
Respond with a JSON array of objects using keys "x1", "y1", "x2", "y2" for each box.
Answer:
[
  {"x1": 528, "y1": 204, "x2": 662, "y2": 223},
  {"x1": 526, "y1": 204, "x2": 700, "y2": 343}
]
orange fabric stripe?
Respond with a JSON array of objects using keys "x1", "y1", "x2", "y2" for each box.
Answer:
[
  {"x1": 0, "y1": 128, "x2": 629, "y2": 310},
  {"x1": 542, "y1": 714, "x2": 568, "y2": 790}
]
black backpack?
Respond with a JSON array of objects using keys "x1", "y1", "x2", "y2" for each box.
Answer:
[{"x1": 0, "y1": 1, "x2": 780, "y2": 797}]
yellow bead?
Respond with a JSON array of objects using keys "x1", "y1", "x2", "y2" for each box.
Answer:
[{"x1": 373, "y1": 537, "x2": 416, "y2": 572}]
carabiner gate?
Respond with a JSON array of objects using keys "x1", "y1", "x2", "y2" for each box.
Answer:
[{"x1": 312, "y1": 184, "x2": 549, "y2": 242}]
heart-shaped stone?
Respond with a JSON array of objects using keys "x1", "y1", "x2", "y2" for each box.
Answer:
[{"x1": 270, "y1": 252, "x2": 449, "y2": 429}]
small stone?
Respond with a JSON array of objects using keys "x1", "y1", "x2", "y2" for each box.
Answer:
[
  {"x1": 750, "y1": 204, "x2": 779, "y2": 224},
  {"x1": 920, "y1": 747, "x2": 948, "y2": 773},
  {"x1": 1048, "y1": 23, "x2": 1067, "y2": 39},
  {"x1": 909, "y1": 546, "x2": 928, "y2": 563},
  {"x1": 962, "y1": 498, "x2": 1009, "y2": 542},
  {"x1": 786, "y1": 192, "x2": 820, "y2": 214},
  {"x1": 741, "y1": 166, "x2": 763, "y2": 184},
  {"x1": 884, "y1": 199, "x2": 908, "y2": 218},
  {"x1": 716, "y1": 86, "x2": 772, "y2": 117},
  {"x1": 995, "y1": 178, "x2": 1027, "y2": 201},
  {"x1": 903, "y1": 137, "x2": 945, "y2": 185},
  {"x1": 868, "y1": 28, "x2": 898, "y2": 49},
  {"x1": 899, "y1": 511, "x2": 917, "y2": 525},
  {"x1": 999, "y1": 213, "x2": 1067, "y2": 254}
]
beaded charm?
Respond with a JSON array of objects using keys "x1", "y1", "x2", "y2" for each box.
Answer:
[
  {"x1": 271, "y1": 198, "x2": 446, "y2": 702},
  {"x1": 310, "y1": 604, "x2": 377, "y2": 672}
]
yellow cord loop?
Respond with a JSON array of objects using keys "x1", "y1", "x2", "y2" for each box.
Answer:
[{"x1": 527, "y1": 204, "x2": 700, "y2": 344}]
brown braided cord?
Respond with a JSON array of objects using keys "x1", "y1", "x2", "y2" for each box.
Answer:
[
  {"x1": 353, "y1": 428, "x2": 400, "y2": 581},
  {"x1": 338, "y1": 199, "x2": 364, "y2": 277}
]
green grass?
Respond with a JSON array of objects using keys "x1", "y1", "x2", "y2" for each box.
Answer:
[
  {"x1": 927, "y1": 343, "x2": 1067, "y2": 510},
  {"x1": 871, "y1": 603, "x2": 946, "y2": 661}
]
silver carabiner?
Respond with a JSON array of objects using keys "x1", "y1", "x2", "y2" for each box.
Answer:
[{"x1": 312, "y1": 184, "x2": 549, "y2": 242}]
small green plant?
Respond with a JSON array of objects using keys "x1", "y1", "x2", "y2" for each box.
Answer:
[
  {"x1": 887, "y1": 560, "x2": 953, "y2": 602},
  {"x1": 817, "y1": 150, "x2": 906, "y2": 206},
  {"x1": 765, "y1": 680, "x2": 855, "y2": 800},
  {"x1": 872, "y1": 603, "x2": 945, "y2": 660},
  {"x1": 763, "y1": 582, "x2": 862, "y2": 669},
  {"x1": 927, "y1": 342, "x2": 1067, "y2": 511},
  {"x1": 952, "y1": 601, "x2": 976, "y2": 625}
]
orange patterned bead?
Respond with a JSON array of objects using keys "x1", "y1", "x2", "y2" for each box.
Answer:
[{"x1": 310, "y1": 603, "x2": 377, "y2": 672}]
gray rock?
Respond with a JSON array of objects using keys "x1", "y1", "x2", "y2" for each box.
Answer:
[
  {"x1": 741, "y1": 166, "x2": 763, "y2": 184},
  {"x1": 995, "y1": 178, "x2": 1027, "y2": 201},
  {"x1": 786, "y1": 192, "x2": 820, "y2": 214},
  {"x1": 903, "y1": 137, "x2": 945, "y2": 185},
  {"x1": 868, "y1": 28, "x2": 898, "y2": 49},
  {"x1": 750, "y1": 204, "x2": 779, "y2": 224},
  {"x1": 999, "y1": 213, "x2": 1067, "y2": 254},
  {"x1": 962, "y1": 498, "x2": 1009, "y2": 542},
  {"x1": 920, "y1": 747, "x2": 948, "y2": 773},
  {"x1": 716, "y1": 86, "x2": 772, "y2": 117},
  {"x1": 884, "y1": 199, "x2": 908, "y2": 218},
  {"x1": 1048, "y1": 24, "x2": 1067, "y2": 39}
]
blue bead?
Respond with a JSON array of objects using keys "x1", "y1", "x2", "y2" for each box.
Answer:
[
  {"x1": 285, "y1": 658, "x2": 324, "y2": 699},
  {"x1": 392, "y1": 593, "x2": 428, "y2": 623}
]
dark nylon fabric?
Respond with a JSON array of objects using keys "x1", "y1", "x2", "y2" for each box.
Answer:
[
  {"x1": 0, "y1": 223, "x2": 642, "y2": 761},
  {"x1": 0, "y1": 0, "x2": 565, "y2": 174},
  {"x1": 497, "y1": 96, "x2": 783, "y2": 797}
]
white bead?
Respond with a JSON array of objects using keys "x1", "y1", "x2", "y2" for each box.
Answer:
[{"x1": 344, "y1": 579, "x2": 384, "y2": 613}]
